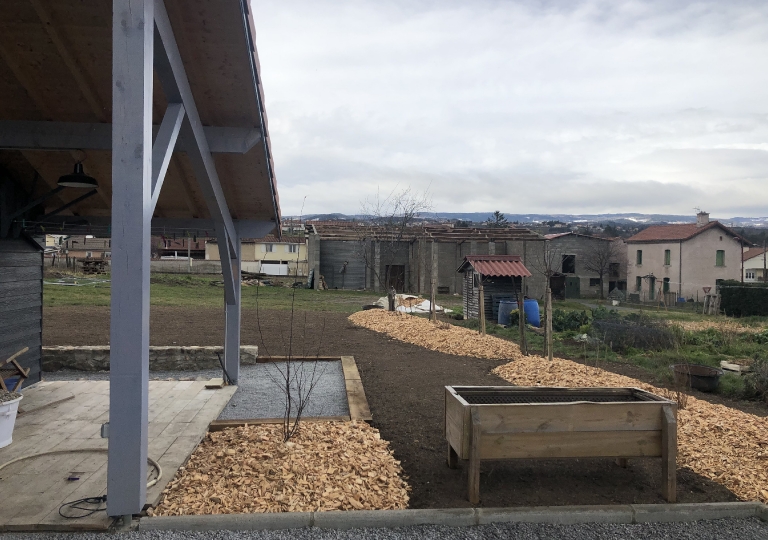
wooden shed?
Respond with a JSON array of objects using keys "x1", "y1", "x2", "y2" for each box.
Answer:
[
  {"x1": 0, "y1": 236, "x2": 43, "y2": 387},
  {"x1": 457, "y1": 255, "x2": 532, "y2": 322}
]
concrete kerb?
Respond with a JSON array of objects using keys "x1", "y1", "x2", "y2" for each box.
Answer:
[{"x1": 139, "y1": 502, "x2": 768, "y2": 531}]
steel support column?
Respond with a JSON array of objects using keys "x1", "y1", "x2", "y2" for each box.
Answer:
[
  {"x1": 108, "y1": 0, "x2": 153, "y2": 518},
  {"x1": 223, "y1": 227, "x2": 241, "y2": 383}
]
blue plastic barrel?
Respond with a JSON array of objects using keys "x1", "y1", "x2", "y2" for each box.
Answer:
[
  {"x1": 523, "y1": 299, "x2": 540, "y2": 327},
  {"x1": 497, "y1": 300, "x2": 517, "y2": 326}
]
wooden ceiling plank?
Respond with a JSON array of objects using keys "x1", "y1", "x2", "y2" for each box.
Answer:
[
  {"x1": 29, "y1": 0, "x2": 107, "y2": 122},
  {"x1": 0, "y1": 41, "x2": 54, "y2": 120}
]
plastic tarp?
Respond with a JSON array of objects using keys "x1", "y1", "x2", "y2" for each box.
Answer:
[{"x1": 374, "y1": 294, "x2": 453, "y2": 314}]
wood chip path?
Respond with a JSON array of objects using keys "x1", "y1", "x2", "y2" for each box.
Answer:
[
  {"x1": 349, "y1": 310, "x2": 524, "y2": 360},
  {"x1": 351, "y1": 309, "x2": 768, "y2": 504},
  {"x1": 672, "y1": 319, "x2": 767, "y2": 334},
  {"x1": 150, "y1": 421, "x2": 409, "y2": 515}
]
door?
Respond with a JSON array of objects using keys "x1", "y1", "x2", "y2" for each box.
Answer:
[
  {"x1": 386, "y1": 265, "x2": 405, "y2": 292},
  {"x1": 565, "y1": 276, "x2": 580, "y2": 299}
]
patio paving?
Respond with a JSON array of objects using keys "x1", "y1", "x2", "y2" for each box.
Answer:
[{"x1": 0, "y1": 380, "x2": 235, "y2": 531}]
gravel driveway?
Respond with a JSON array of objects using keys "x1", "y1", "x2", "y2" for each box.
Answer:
[{"x1": 2, "y1": 518, "x2": 768, "y2": 540}]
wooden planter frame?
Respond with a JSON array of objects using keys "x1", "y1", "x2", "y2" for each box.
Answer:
[{"x1": 444, "y1": 386, "x2": 677, "y2": 504}]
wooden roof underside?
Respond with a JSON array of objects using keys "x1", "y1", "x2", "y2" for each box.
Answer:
[{"x1": 0, "y1": 0, "x2": 280, "y2": 226}]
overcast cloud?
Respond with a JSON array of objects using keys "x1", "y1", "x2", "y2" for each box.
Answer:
[{"x1": 251, "y1": 0, "x2": 768, "y2": 217}]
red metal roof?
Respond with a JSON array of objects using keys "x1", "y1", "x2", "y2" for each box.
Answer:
[{"x1": 457, "y1": 255, "x2": 532, "y2": 277}]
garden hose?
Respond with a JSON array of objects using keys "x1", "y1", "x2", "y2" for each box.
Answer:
[{"x1": 0, "y1": 448, "x2": 162, "y2": 487}]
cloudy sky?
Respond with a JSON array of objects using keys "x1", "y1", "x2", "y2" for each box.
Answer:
[{"x1": 251, "y1": 0, "x2": 768, "y2": 217}]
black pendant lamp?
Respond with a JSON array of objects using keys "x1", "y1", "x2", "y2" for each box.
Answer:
[{"x1": 58, "y1": 163, "x2": 98, "y2": 189}]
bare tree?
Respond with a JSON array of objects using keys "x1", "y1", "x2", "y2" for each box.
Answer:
[
  {"x1": 582, "y1": 239, "x2": 622, "y2": 300},
  {"x1": 529, "y1": 240, "x2": 563, "y2": 361},
  {"x1": 358, "y1": 187, "x2": 432, "y2": 310}
]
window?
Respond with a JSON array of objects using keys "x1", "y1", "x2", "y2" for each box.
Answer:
[
  {"x1": 263, "y1": 244, "x2": 274, "y2": 253},
  {"x1": 746, "y1": 271, "x2": 756, "y2": 280},
  {"x1": 287, "y1": 244, "x2": 298, "y2": 253},
  {"x1": 636, "y1": 250, "x2": 643, "y2": 265},
  {"x1": 85, "y1": 251, "x2": 93, "y2": 258},
  {"x1": 561, "y1": 254, "x2": 576, "y2": 274},
  {"x1": 636, "y1": 276, "x2": 642, "y2": 291},
  {"x1": 609, "y1": 263, "x2": 620, "y2": 278},
  {"x1": 648, "y1": 276, "x2": 656, "y2": 300},
  {"x1": 716, "y1": 250, "x2": 725, "y2": 267},
  {"x1": 664, "y1": 249, "x2": 671, "y2": 266},
  {"x1": 589, "y1": 278, "x2": 601, "y2": 287},
  {"x1": 663, "y1": 277, "x2": 670, "y2": 293}
]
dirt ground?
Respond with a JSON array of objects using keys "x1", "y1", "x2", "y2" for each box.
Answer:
[{"x1": 44, "y1": 306, "x2": 742, "y2": 508}]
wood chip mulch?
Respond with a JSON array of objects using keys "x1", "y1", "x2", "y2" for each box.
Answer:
[
  {"x1": 349, "y1": 310, "x2": 524, "y2": 360},
  {"x1": 493, "y1": 357, "x2": 768, "y2": 504},
  {"x1": 349, "y1": 309, "x2": 768, "y2": 504},
  {"x1": 149, "y1": 421, "x2": 410, "y2": 516}
]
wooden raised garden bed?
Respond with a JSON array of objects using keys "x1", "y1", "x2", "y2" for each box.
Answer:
[{"x1": 444, "y1": 386, "x2": 677, "y2": 504}]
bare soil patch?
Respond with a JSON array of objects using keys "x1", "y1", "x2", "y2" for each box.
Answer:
[{"x1": 44, "y1": 305, "x2": 740, "y2": 508}]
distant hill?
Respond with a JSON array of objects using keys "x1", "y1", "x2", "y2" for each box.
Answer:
[{"x1": 297, "y1": 212, "x2": 768, "y2": 227}]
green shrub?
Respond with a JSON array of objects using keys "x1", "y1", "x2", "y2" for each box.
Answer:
[
  {"x1": 720, "y1": 280, "x2": 768, "y2": 317},
  {"x1": 551, "y1": 309, "x2": 590, "y2": 332},
  {"x1": 744, "y1": 357, "x2": 768, "y2": 401},
  {"x1": 591, "y1": 306, "x2": 621, "y2": 320}
]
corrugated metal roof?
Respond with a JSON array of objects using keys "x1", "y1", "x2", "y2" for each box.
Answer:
[{"x1": 457, "y1": 255, "x2": 532, "y2": 277}]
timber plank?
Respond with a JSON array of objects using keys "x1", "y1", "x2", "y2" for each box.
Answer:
[{"x1": 477, "y1": 430, "x2": 663, "y2": 460}]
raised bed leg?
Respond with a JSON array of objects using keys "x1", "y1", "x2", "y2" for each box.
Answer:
[
  {"x1": 661, "y1": 405, "x2": 677, "y2": 503},
  {"x1": 615, "y1": 458, "x2": 628, "y2": 468},
  {"x1": 468, "y1": 410, "x2": 481, "y2": 505},
  {"x1": 447, "y1": 443, "x2": 459, "y2": 469}
]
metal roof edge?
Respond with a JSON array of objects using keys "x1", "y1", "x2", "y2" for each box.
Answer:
[{"x1": 239, "y1": 0, "x2": 280, "y2": 238}]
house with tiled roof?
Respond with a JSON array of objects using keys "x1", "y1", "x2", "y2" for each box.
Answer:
[
  {"x1": 743, "y1": 247, "x2": 768, "y2": 283},
  {"x1": 625, "y1": 212, "x2": 746, "y2": 301}
]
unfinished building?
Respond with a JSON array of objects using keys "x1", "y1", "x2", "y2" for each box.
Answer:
[{"x1": 307, "y1": 223, "x2": 549, "y2": 300}]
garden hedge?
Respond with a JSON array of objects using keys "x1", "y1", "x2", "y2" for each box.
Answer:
[{"x1": 719, "y1": 280, "x2": 768, "y2": 317}]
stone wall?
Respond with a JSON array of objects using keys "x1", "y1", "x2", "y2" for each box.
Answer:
[{"x1": 43, "y1": 345, "x2": 259, "y2": 372}]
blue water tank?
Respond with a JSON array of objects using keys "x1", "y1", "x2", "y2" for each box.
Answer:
[
  {"x1": 497, "y1": 300, "x2": 517, "y2": 326},
  {"x1": 524, "y1": 299, "x2": 541, "y2": 327}
]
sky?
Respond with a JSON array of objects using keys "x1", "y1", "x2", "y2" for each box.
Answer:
[{"x1": 251, "y1": 0, "x2": 768, "y2": 218}]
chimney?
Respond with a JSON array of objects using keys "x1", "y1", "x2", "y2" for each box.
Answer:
[{"x1": 696, "y1": 211, "x2": 710, "y2": 228}]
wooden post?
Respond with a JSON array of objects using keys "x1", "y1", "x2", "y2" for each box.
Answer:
[
  {"x1": 431, "y1": 278, "x2": 437, "y2": 321},
  {"x1": 546, "y1": 287, "x2": 553, "y2": 361},
  {"x1": 478, "y1": 274, "x2": 486, "y2": 335},
  {"x1": 517, "y1": 276, "x2": 527, "y2": 355},
  {"x1": 447, "y1": 443, "x2": 458, "y2": 469},
  {"x1": 468, "y1": 409, "x2": 481, "y2": 505},
  {"x1": 661, "y1": 404, "x2": 677, "y2": 502}
]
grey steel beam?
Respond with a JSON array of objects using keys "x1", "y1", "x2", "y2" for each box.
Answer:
[
  {"x1": 151, "y1": 103, "x2": 185, "y2": 211},
  {"x1": 108, "y1": 0, "x2": 153, "y2": 518},
  {"x1": 153, "y1": 0, "x2": 237, "y2": 252},
  {"x1": 0, "y1": 120, "x2": 262, "y2": 154},
  {"x1": 217, "y1": 223, "x2": 241, "y2": 383}
]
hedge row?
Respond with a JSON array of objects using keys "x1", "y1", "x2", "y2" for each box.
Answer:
[{"x1": 719, "y1": 280, "x2": 768, "y2": 317}]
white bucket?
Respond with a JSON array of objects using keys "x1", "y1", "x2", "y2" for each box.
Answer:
[{"x1": 0, "y1": 395, "x2": 23, "y2": 449}]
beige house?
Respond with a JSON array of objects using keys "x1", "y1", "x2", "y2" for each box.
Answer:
[
  {"x1": 625, "y1": 212, "x2": 744, "y2": 301},
  {"x1": 743, "y1": 247, "x2": 768, "y2": 282},
  {"x1": 206, "y1": 235, "x2": 307, "y2": 277}
]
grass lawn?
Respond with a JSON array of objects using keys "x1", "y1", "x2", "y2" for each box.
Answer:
[{"x1": 43, "y1": 272, "x2": 464, "y2": 313}]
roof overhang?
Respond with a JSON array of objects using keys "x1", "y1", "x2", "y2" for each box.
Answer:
[{"x1": 0, "y1": 0, "x2": 280, "y2": 237}]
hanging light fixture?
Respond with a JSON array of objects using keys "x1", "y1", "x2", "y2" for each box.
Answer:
[{"x1": 58, "y1": 163, "x2": 98, "y2": 189}]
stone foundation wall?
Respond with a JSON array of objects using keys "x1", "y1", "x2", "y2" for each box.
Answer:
[{"x1": 43, "y1": 345, "x2": 259, "y2": 372}]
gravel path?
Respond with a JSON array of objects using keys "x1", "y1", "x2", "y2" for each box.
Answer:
[{"x1": 1, "y1": 518, "x2": 767, "y2": 539}]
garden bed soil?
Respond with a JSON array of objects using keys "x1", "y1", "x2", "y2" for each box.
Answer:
[{"x1": 44, "y1": 305, "x2": 744, "y2": 508}]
